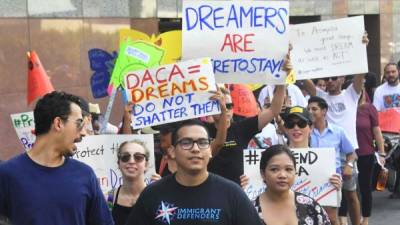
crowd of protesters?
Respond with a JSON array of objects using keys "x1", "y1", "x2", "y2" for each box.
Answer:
[{"x1": 1, "y1": 32, "x2": 400, "y2": 225}]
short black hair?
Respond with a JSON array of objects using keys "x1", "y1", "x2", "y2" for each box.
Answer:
[
  {"x1": 77, "y1": 96, "x2": 90, "y2": 117},
  {"x1": 308, "y1": 96, "x2": 328, "y2": 110},
  {"x1": 34, "y1": 91, "x2": 81, "y2": 136},
  {"x1": 171, "y1": 119, "x2": 209, "y2": 146},
  {"x1": 260, "y1": 144, "x2": 296, "y2": 172}
]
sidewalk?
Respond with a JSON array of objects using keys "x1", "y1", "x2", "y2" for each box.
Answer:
[{"x1": 370, "y1": 190, "x2": 400, "y2": 224}]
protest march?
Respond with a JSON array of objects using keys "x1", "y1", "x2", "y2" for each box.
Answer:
[{"x1": 2, "y1": 1, "x2": 400, "y2": 225}]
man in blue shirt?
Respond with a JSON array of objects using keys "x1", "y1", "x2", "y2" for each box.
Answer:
[
  {"x1": 0, "y1": 91, "x2": 114, "y2": 225},
  {"x1": 308, "y1": 96, "x2": 357, "y2": 225}
]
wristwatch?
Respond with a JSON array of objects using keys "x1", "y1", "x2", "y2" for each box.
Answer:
[{"x1": 346, "y1": 162, "x2": 354, "y2": 168}]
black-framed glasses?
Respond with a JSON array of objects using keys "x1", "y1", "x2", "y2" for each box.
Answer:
[
  {"x1": 284, "y1": 119, "x2": 309, "y2": 129},
  {"x1": 118, "y1": 152, "x2": 147, "y2": 163},
  {"x1": 226, "y1": 103, "x2": 234, "y2": 110},
  {"x1": 176, "y1": 138, "x2": 211, "y2": 150},
  {"x1": 323, "y1": 77, "x2": 339, "y2": 82}
]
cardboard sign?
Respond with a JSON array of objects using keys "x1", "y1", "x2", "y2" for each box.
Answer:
[
  {"x1": 73, "y1": 134, "x2": 155, "y2": 194},
  {"x1": 124, "y1": 57, "x2": 220, "y2": 129},
  {"x1": 378, "y1": 108, "x2": 400, "y2": 133},
  {"x1": 88, "y1": 48, "x2": 117, "y2": 98},
  {"x1": 291, "y1": 16, "x2": 368, "y2": 80},
  {"x1": 182, "y1": 0, "x2": 289, "y2": 84},
  {"x1": 10, "y1": 112, "x2": 36, "y2": 150},
  {"x1": 108, "y1": 40, "x2": 165, "y2": 93},
  {"x1": 120, "y1": 29, "x2": 182, "y2": 65},
  {"x1": 243, "y1": 148, "x2": 337, "y2": 206}
]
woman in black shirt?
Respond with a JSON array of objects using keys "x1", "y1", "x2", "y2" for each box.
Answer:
[{"x1": 107, "y1": 140, "x2": 160, "y2": 225}]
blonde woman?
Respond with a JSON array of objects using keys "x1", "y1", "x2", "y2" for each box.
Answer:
[{"x1": 108, "y1": 140, "x2": 160, "y2": 225}]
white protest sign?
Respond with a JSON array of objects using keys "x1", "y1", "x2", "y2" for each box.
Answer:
[
  {"x1": 10, "y1": 111, "x2": 36, "y2": 150},
  {"x1": 291, "y1": 16, "x2": 368, "y2": 79},
  {"x1": 74, "y1": 134, "x2": 155, "y2": 194},
  {"x1": 243, "y1": 148, "x2": 337, "y2": 206},
  {"x1": 182, "y1": 0, "x2": 289, "y2": 84},
  {"x1": 124, "y1": 57, "x2": 220, "y2": 129}
]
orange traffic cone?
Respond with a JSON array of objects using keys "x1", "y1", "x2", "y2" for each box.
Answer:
[{"x1": 27, "y1": 51, "x2": 54, "y2": 105}]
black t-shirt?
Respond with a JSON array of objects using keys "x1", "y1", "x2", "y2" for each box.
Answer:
[
  {"x1": 126, "y1": 173, "x2": 262, "y2": 225},
  {"x1": 207, "y1": 116, "x2": 259, "y2": 184},
  {"x1": 111, "y1": 186, "x2": 133, "y2": 225}
]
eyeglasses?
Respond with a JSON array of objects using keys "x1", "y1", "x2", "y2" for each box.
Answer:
[
  {"x1": 176, "y1": 138, "x2": 211, "y2": 150},
  {"x1": 118, "y1": 152, "x2": 147, "y2": 163},
  {"x1": 226, "y1": 103, "x2": 234, "y2": 110},
  {"x1": 323, "y1": 77, "x2": 339, "y2": 82},
  {"x1": 64, "y1": 118, "x2": 85, "y2": 131},
  {"x1": 284, "y1": 119, "x2": 309, "y2": 129}
]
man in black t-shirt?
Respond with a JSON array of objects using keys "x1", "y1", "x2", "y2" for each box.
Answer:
[
  {"x1": 126, "y1": 120, "x2": 262, "y2": 225},
  {"x1": 207, "y1": 85, "x2": 286, "y2": 184}
]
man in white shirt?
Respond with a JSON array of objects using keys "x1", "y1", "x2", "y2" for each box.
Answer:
[
  {"x1": 374, "y1": 63, "x2": 400, "y2": 199},
  {"x1": 305, "y1": 74, "x2": 363, "y2": 225},
  {"x1": 305, "y1": 75, "x2": 364, "y2": 148},
  {"x1": 373, "y1": 63, "x2": 400, "y2": 111}
]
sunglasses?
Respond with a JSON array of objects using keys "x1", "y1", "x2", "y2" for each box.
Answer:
[
  {"x1": 118, "y1": 152, "x2": 147, "y2": 163},
  {"x1": 226, "y1": 103, "x2": 234, "y2": 110},
  {"x1": 323, "y1": 77, "x2": 339, "y2": 82},
  {"x1": 284, "y1": 119, "x2": 309, "y2": 129},
  {"x1": 176, "y1": 138, "x2": 211, "y2": 150}
]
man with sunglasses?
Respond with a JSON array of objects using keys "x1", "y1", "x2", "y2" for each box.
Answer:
[
  {"x1": 126, "y1": 119, "x2": 262, "y2": 225},
  {"x1": 304, "y1": 33, "x2": 368, "y2": 151},
  {"x1": 0, "y1": 91, "x2": 114, "y2": 225},
  {"x1": 207, "y1": 85, "x2": 286, "y2": 184},
  {"x1": 304, "y1": 73, "x2": 364, "y2": 224}
]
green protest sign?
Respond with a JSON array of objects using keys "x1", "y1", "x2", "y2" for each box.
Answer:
[{"x1": 108, "y1": 40, "x2": 165, "y2": 91}]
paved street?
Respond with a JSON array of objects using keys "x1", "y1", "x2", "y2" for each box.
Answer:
[{"x1": 369, "y1": 190, "x2": 400, "y2": 225}]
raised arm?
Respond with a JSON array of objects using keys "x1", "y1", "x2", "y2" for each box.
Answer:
[
  {"x1": 304, "y1": 79, "x2": 317, "y2": 96},
  {"x1": 120, "y1": 102, "x2": 134, "y2": 134},
  {"x1": 258, "y1": 85, "x2": 285, "y2": 130},
  {"x1": 352, "y1": 32, "x2": 369, "y2": 94},
  {"x1": 209, "y1": 88, "x2": 228, "y2": 157},
  {"x1": 257, "y1": 48, "x2": 292, "y2": 130}
]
